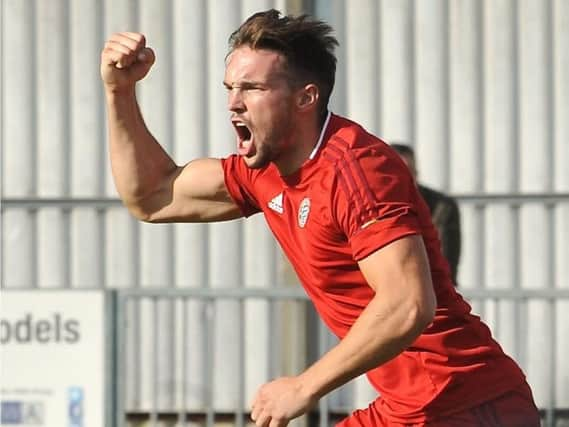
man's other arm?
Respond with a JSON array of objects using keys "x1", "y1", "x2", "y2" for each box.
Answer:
[
  {"x1": 297, "y1": 234, "x2": 436, "y2": 397},
  {"x1": 250, "y1": 235, "x2": 437, "y2": 425}
]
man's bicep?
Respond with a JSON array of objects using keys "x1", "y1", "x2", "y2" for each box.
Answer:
[
  {"x1": 357, "y1": 235, "x2": 435, "y2": 308},
  {"x1": 150, "y1": 158, "x2": 243, "y2": 223},
  {"x1": 177, "y1": 158, "x2": 236, "y2": 203}
]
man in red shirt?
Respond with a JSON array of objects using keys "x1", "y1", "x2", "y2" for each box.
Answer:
[{"x1": 100, "y1": 9, "x2": 539, "y2": 427}]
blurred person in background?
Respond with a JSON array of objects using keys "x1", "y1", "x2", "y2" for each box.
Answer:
[
  {"x1": 100, "y1": 9, "x2": 538, "y2": 427},
  {"x1": 390, "y1": 143, "x2": 461, "y2": 286}
]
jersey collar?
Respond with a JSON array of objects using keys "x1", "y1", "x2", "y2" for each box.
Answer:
[{"x1": 308, "y1": 111, "x2": 332, "y2": 160}]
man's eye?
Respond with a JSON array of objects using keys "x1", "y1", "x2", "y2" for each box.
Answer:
[
  {"x1": 243, "y1": 85, "x2": 265, "y2": 91},
  {"x1": 225, "y1": 84, "x2": 264, "y2": 92}
]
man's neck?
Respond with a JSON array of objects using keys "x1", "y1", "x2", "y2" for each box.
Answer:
[{"x1": 276, "y1": 111, "x2": 330, "y2": 176}]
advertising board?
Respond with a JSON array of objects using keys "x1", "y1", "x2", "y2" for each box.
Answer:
[{"x1": 0, "y1": 290, "x2": 109, "y2": 427}]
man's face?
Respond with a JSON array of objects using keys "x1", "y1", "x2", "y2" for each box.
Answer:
[{"x1": 224, "y1": 46, "x2": 297, "y2": 169}]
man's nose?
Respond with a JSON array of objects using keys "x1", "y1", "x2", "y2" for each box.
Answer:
[{"x1": 228, "y1": 89, "x2": 245, "y2": 113}]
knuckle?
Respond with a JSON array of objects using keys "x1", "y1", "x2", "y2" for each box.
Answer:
[
  {"x1": 109, "y1": 33, "x2": 123, "y2": 43},
  {"x1": 134, "y1": 33, "x2": 146, "y2": 47},
  {"x1": 101, "y1": 47, "x2": 117, "y2": 59}
]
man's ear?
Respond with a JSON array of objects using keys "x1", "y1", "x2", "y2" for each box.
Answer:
[{"x1": 297, "y1": 84, "x2": 319, "y2": 111}]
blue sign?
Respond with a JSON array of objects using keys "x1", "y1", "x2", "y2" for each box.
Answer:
[
  {"x1": 68, "y1": 387, "x2": 83, "y2": 427},
  {"x1": 1, "y1": 401, "x2": 44, "y2": 425},
  {"x1": 1, "y1": 401, "x2": 22, "y2": 424}
]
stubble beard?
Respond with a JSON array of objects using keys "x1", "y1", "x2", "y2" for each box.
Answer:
[
  {"x1": 243, "y1": 138, "x2": 278, "y2": 169},
  {"x1": 244, "y1": 115, "x2": 293, "y2": 170}
]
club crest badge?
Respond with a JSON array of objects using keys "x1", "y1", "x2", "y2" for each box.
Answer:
[{"x1": 298, "y1": 198, "x2": 311, "y2": 228}]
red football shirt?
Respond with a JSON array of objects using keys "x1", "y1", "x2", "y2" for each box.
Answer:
[{"x1": 221, "y1": 113, "x2": 526, "y2": 423}]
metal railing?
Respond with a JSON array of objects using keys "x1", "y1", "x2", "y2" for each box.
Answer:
[
  {"x1": 112, "y1": 287, "x2": 569, "y2": 427},
  {"x1": 3, "y1": 192, "x2": 569, "y2": 210}
]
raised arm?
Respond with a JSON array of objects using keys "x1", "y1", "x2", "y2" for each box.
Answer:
[{"x1": 100, "y1": 32, "x2": 242, "y2": 223}]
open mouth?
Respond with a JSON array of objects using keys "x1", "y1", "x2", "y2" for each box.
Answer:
[
  {"x1": 232, "y1": 121, "x2": 256, "y2": 157},
  {"x1": 234, "y1": 122, "x2": 251, "y2": 141}
]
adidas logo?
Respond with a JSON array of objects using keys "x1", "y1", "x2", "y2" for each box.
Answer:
[{"x1": 268, "y1": 193, "x2": 284, "y2": 214}]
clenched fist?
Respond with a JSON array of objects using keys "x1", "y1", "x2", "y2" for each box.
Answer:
[
  {"x1": 250, "y1": 376, "x2": 316, "y2": 427},
  {"x1": 100, "y1": 32, "x2": 155, "y2": 91}
]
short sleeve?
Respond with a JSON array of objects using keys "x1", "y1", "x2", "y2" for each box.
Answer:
[
  {"x1": 332, "y1": 146, "x2": 422, "y2": 261},
  {"x1": 221, "y1": 155, "x2": 261, "y2": 217}
]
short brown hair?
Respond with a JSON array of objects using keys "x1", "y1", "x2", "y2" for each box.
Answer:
[{"x1": 228, "y1": 9, "x2": 338, "y2": 118}]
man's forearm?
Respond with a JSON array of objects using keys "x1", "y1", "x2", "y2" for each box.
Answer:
[
  {"x1": 297, "y1": 294, "x2": 432, "y2": 401},
  {"x1": 106, "y1": 88, "x2": 179, "y2": 215}
]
